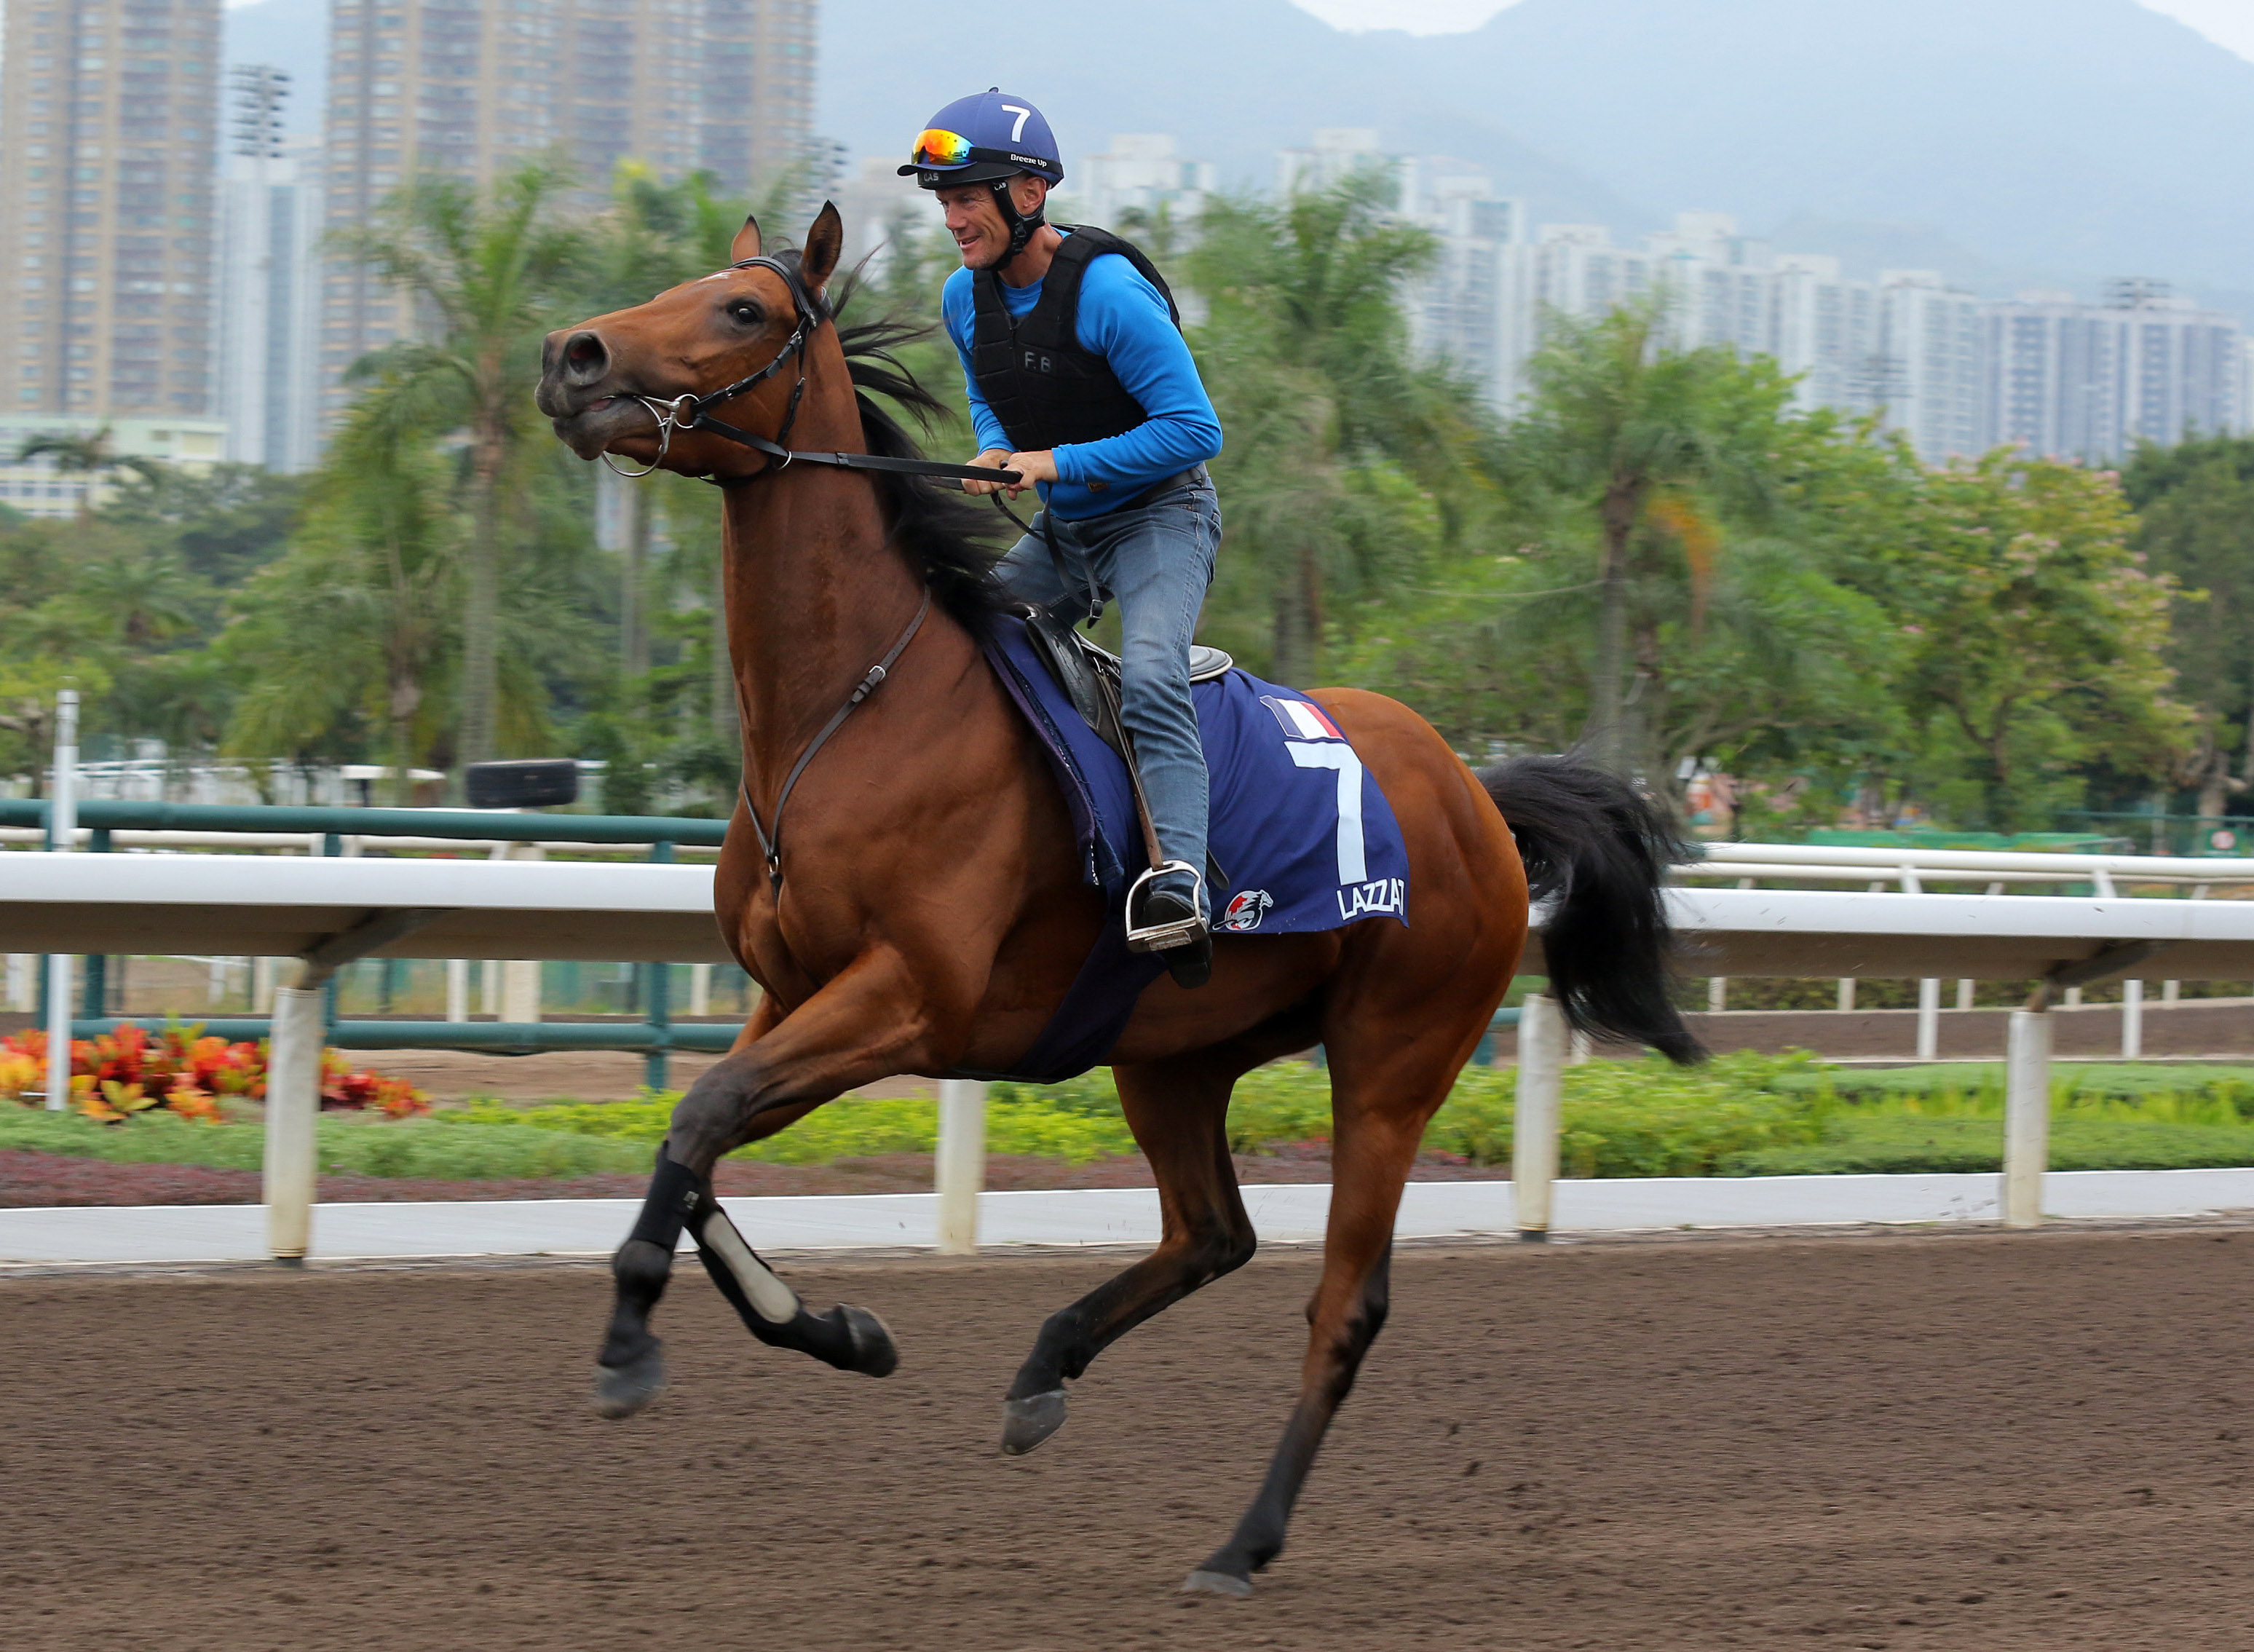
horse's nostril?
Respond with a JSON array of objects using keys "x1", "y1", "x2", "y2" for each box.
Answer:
[{"x1": 563, "y1": 330, "x2": 609, "y2": 384}]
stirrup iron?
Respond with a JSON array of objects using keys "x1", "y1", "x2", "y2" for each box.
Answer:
[{"x1": 1126, "y1": 861, "x2": 1207, "y2": 954}]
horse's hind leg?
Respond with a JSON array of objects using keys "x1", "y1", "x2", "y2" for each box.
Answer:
[
  {"x1": 999, "y1": 1048, "x2": 1257, "y2": 1454},
  {"x1": 1183, "y1": 1027, "x2": 1469, "y2": 1596}
]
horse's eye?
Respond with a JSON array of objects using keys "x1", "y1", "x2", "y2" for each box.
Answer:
[{"x1": 727, "y1": 301, "x2": 759, "y2": 325}]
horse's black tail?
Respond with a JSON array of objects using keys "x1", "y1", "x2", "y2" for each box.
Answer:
[{"x1": 1476, "y1": 754, "x2": 1705, "y2": 1066}]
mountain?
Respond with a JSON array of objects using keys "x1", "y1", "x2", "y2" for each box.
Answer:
[
  {"x1": 820, "y1": 0, "x2": 2254, "y2": 304},
  {"x1": 215, "y1": 0, "x2": 2254, "y2": 304},
  {"x1": 1377, "y1": 0, "x2": 2254, "y2": 296},
  {"x1": 815, "y1": 0, "x2": 1645, "y2": 229}
]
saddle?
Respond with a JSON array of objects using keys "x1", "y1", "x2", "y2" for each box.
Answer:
[{"x1": 1019, "y1": 605, "x2": 1232, "y2": 890}]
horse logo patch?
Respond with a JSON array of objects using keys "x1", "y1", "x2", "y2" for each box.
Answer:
[{"x1": 1220, "y1": 889, "x2": 1274, "y2": 932}]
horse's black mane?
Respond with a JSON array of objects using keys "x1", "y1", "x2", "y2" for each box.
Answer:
[{"x1": 807, "y1": 260, "x2": 1013, "y2": 633}]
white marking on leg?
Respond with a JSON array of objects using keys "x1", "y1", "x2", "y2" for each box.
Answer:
[{"x1": 700, "y1": 1207, "x2": 802, "y2": 1324}]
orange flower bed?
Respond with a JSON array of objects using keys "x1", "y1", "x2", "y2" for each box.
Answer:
[{"x1": 0, "y1": 1023, "x2": 430, "y2": 1123}]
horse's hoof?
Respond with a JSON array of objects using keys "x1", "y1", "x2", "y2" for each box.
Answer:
[
  {"x1": 839, "y1": 1304, "x2": 899, "y2": 1378},
  {"x1": 1181, "y1": 1568, "x2": 1253, "y2": 1598},
  {"x1": 1000, "y1": 1388, "x2": 1068, "y2": 1455},
  {"x1": 591, "y1": 1348, "x2": 667, "y2": 1418}
]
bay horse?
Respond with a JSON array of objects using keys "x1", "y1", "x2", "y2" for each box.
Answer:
[{"x1": 536, "y1": 203, "x2": 1699, "y2": 1596}]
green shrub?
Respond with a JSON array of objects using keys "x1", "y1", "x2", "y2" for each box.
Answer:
[
  {"x1": 1725, "y1": 1114, "x2": 2254, "y2": 1177},
  {"x1": 17, "y1": 1046, "x2": 2254, "y2": 1184},
  {"x1": 0, "y1": 1108, "x2": 652, "y2": 1180}
]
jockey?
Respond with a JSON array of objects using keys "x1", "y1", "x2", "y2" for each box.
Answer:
[{"x1": 904, "y1": 89, "x2": 1225, "y2": 987}]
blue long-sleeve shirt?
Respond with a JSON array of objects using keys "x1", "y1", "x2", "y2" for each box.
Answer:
[{"x1": 943, "y1": 237, "x2": 1222, "y2": 520}]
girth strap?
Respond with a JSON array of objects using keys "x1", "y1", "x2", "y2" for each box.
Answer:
[{"x1": 739, "y1": 591, "x2": 930, "y2": 892}]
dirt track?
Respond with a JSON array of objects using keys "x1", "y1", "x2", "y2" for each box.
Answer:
[{"x1": 6, "y1": 1230, "x2": 2254, "y2": 1650}]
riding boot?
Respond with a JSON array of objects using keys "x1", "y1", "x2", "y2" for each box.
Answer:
[{"x1": 1128, "y1": 865, "x2": 1212, "y2": 989}]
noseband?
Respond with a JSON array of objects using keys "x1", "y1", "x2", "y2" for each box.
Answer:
[{"x1": 601, "y1": 254, "x2": 1016, "y2": 492}]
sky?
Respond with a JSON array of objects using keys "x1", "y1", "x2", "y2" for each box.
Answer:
[{"x1": 1288, "y1": 0, "x2": 2254, "y2": 60}]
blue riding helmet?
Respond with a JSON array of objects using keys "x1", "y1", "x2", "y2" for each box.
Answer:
[{"x1": 900, "y1": 88, "x2": 1064, "y2": 189}]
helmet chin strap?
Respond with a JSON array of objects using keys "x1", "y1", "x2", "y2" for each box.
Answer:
[{"x1": 988, "y1": 176, "x2": 1048, "y2": 274}]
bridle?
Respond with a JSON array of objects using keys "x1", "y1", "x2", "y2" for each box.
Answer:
[
  {"x1": 601, "y1": 252, "x2": 1016, "y2": 894},
  {"x1": 601, "y1": 253, "x2": 1017, "y2": 494}
]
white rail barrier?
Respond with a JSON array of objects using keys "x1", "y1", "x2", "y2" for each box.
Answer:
[{"x1": 9, "y1": 851, "x2": 2254, "y2": 1257}]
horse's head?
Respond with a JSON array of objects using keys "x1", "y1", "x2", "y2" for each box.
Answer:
[{"x1": 537, "y1": 204, "x2": 846, "y2": 479}]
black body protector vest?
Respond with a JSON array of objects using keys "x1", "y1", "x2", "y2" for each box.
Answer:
[{"x1": 969, "y1": 226, "x2": 1182, "y2": 454}]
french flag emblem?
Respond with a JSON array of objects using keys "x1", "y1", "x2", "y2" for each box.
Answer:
[{"x1": 1260, "y1": 695, "x2": 1344, "y2": 741}]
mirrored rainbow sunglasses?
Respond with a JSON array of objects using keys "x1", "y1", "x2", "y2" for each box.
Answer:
[{"x1": 909, "y1": 129, "x2": 976, "y2": 169}]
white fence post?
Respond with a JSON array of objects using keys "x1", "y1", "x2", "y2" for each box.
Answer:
[
  {"x1": 1915, "y1": 977, "x2": 1941, "y2": 1061},
  {"x1": 1513, "y1": 992, "x2": 1565, "y2": 1242},
  {"x1": 934, "y1": 1078, "x2": 988, "y2": 1254},
  {"x1": 501, "y1": 960, "x2": 542, "y2": 1023},
  {"x1": 1836, "y1": 978, "x2": 1855, "y2": 1011},
  {"x1": 263, "y1": 983, "x2": 327, "y2": 1262},
  {"x1": 1706, "y1": 976, "x2": 1727, "y2": 1013},
  {"x1": 2004, "y1": 1008, "x2": 2052, "y2": 1230},
  {"x1": 2121, "y1": 979, "x2": 2144, "y2": 1059},
  {"x1": 444, "y1": 958, "x2": 470, "y2": 1023},
  {"x1": 42, "y1": 688, "x2": 77, "y2": 1110},
  {"x1": 689, "y1": 961, "x2": 713, "y2": 1018}
]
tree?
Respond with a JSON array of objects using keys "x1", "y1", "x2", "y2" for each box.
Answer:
[
  {"x1": 2123, "y1": 435, "x2": 2254, "y2": 821},
  {"x1": 1186, "y1": 168, "x2": 1490, "y2": 684},
  {"x1": 329, "y1": 159, "x2": 582, "y2": 772},
  {"x1": 11, "y1": 427, "x2": 162, "y2": 523},
  {"x1": 1869, "y1": 450, "x2": 2190, "y2": 831},
  {"x1": 1347, "y1": 379, "x2": 1898, "y2": 822},
  {"x1": 219, "y1": 395, "x2": 461, "y2": 795},
  {"x1": 1503, "y1": 298, "x2": 1781, "y2": 774}
]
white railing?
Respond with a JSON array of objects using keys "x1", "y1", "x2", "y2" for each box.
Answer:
[
  {"x1": 1668, "y1": 844, "x2": 2254, "y2": 1053},
  {"x1": 11, "y1": 848, "x2": 2254, "y2": 1257},
  {"x1": 1681, "y1": 840, "x2": 2254, "y2": 895}
]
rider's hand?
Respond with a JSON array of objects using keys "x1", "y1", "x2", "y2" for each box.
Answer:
[
  {"x1": 963, "y1": 448, "x2": 1014, "y2": 496},
  {"x1": 1002, "y1": 449, "x2": 1059, "y2": 498}
]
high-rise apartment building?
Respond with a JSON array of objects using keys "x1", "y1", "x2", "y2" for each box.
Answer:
[
  {"x1": 1277, "y1": 132, "x2": 2248, "y2": 466},
  {"x1": 1071, "y1": 134, "x2": 1217, "y2": 232},
  {"x1": 1772, "y1": 253, "x2": 1881, "y2": 419},
  {"x1": 1982, "y1": 280, "x2": 2247, "y2": 463},
  {"x1": 1276, "y1": 127, "x2": 1383, "y2": 197},
  {"x1": 1404, "y1": 176, "x2": 1525, "y2": 400},
  {"x1": 215, "y1": 66, "x2": 321, "y2": 471},
  {"x1": 1874, "y1": 270, "x2": 1983, "y2": 465},
  {"x1": 320, "y1": 0, "x2": 818, "y2": 421},
  {"x1": 0, "y1": 0, "x2": 222, "y2": 418}
]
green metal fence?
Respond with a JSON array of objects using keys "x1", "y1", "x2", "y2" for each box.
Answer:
[{"x1": 18, "y1": 799, "x2": 739, "y2": 1088}]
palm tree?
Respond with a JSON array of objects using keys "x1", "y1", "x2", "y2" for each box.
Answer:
[
  {"x1": 1506, "y1": 299, "x2": 1776, "y2": 774},
  {"x1": 572, "y1": 163, "x2": 810, "y2": 710},
  {"x1": 221, "y1": 390, "x2": 459, "y2": 801},
  {"x1": 1186, "y1": 167, "x2": 1490, "y2": 683},
  {"x1": 328, "y1": 159, "x2": 580, "y2": 773},
  {"x1": 12, "y1": 427, "x2": 162, "y2": 523}
]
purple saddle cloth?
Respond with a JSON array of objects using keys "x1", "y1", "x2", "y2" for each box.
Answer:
[{"x1": 966, "y1": 615, "x2": 1409, "y2": 1083}]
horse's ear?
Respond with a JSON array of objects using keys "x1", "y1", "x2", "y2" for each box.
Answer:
[
  {"x1": 729, "y1": 213, "x2": 762, "y2": 264},
  {"x1": 802, "y1": 202, "x2": 844, "y2": 293}
]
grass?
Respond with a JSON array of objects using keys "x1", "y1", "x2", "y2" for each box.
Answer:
[
  {"x1": 11, "y1": 1053, "x2": 2254, "y2": 1183},
  {"x1": 0, "y1": 1107, "x2": 653, "y2": 1181}
]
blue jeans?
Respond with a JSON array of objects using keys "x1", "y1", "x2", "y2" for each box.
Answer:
[{"x1": 994, "y1": 478, "x2": 1221, "y2": 904}]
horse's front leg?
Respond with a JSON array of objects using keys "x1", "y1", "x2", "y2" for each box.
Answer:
[{"x1": 593, "y1": 949, "x2": 947, "y2": 1417}]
